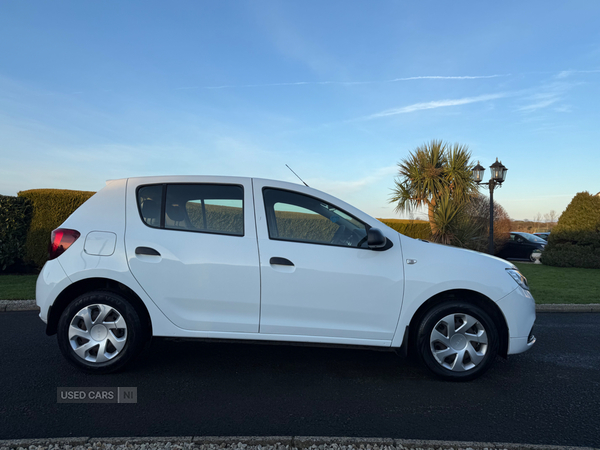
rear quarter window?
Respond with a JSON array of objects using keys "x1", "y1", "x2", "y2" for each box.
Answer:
[{"x1": 138, "y1": 185, "x2": 163, "y2": 228}]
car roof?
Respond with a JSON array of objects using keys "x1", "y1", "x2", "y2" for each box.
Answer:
[
  {"x1": 107, "y1": 175, "x2": 311, "y2": 192},
  {"x1": 108, "y1": 175, "x2": 307, "y2": 186}
]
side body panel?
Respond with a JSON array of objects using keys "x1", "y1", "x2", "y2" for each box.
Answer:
[{"x1": 58, "y1": 179, "x2": 131, "y2": 279}]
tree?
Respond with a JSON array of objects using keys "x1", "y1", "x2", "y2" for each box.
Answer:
[
  {"x1": 390, "y1": 139, "x2": 478, "y2": 234},
  {"x1": 461, "y1": 194, "x2": 511, "y2": 252},
  {"x1": 424, "y1": 192, "x2": 510, "y2": 251},
  {"x1": 533, "y1": 212, "x2": 543, "y2": 233},
  {"x1": 542, "y1": 192, "x2": 600, "y2": 268},
  {"x1": 544, "y1": 210, "x2": 558, "y2": 229}
]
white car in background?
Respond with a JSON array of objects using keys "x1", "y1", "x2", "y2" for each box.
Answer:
[{"x1": 36, "y1": 176, "x2": 536, "y2": 381}]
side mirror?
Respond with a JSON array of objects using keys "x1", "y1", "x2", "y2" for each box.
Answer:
[{"x1": 367, "y1": 228, "x2": 387, "y2": 249}]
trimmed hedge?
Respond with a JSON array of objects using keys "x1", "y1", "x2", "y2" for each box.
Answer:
[
  {"x1": 379, "y1": 219, "x2": 432, "y2": 240},
  {"x1": 0, "y1": 195, "x2": 33, "y2": 271},
  {"x1": 18, "y1": 189, "x2": 95, "y2": 269},
  {"x1": 541, "y1": 192, "x2": 600, "y2": 269}
]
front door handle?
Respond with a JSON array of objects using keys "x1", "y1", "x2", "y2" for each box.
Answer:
[
  {"x1": 135, "y1": 246, "x2": 161, "y2": 256},
  {"x1": 270, "y1": 257, "x2": 294, "y2": 266}
]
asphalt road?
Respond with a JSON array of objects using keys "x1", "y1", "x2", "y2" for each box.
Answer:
[{"x1": 1, "y1": 311, "x2": 599, "y2": 447}]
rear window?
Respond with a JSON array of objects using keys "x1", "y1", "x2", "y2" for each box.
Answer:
[{"x1": 137, "y1": 184, "x2": 244, "y2": 236}]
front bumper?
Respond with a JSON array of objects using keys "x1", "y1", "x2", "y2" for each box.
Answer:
[{"x1": 496, "y1": 286, "x2": 537, "y2": 355}]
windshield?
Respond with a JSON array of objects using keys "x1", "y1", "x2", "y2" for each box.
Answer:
[{"x1": 522, "y1": 233, "x2": 547, "y2": 243}]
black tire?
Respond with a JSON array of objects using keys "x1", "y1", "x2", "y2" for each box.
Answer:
[
  {"x1": 57, "y1": 291, "x2": 147, "y2": 373},
  {"x1": 416, "y1": 301, "x2": 499, "y2": 381}
]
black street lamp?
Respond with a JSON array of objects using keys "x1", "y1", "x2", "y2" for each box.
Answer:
[{"x1": 473, "y1": 158, "x2": 508, "y2": 255}]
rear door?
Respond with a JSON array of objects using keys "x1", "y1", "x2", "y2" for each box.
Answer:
[{"x1": 125, "y1": 176, "x2": 260, "y2": 333}]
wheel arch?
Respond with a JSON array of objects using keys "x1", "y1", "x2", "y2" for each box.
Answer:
[
  {"x1": 406, "y1": 289, "x2": 509, "y2": 358},
  {"x1": 46, "y1": 277, "x2": 152, "y2": 338}
]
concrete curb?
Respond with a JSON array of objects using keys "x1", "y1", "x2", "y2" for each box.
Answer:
[
  {"x1": 2, "y1": 300, "x2": 600, "y2": 313},
  {"x1": 0, "y1": 436, "x2": 597, "y2": 450},
  {"x1": 0, "y1": 300, "x2": 39, "y2": 312},
  {"x1": 536, "y1": 303, "x2": 600, "y2": 312}
]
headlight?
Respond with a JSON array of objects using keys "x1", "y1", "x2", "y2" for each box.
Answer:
[{"x1": 506, "y1": 268, "x2": 529, "y2": 290}]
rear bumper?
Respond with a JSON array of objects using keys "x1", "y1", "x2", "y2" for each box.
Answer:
[{"x1": 36, "y1": 259, "x2": 71, "y2": 323}]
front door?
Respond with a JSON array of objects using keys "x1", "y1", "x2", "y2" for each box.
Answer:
[{"x1": 252, "y1": 179, "x2": 404, "y2": 342}]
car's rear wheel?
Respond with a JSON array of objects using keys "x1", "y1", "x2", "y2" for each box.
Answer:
[
  {"x1": 417, "y1": 301, "x2": 499, "y2": 381},
  {"x1": 57, "y1": 291, "x2": 146, "y2": 373}
]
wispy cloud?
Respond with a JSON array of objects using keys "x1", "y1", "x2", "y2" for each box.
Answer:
[
  {"x1": 362, "y1": 93, "x2": 508, "y2": 120},
  {"x1": 176, "y1": 74, "x2": 510, "y2": 90},
  {"x1": 556, "y1": 69, "x2": 600, "y2": 79},
  {"x1": 517, "y1": 80, "x2": 579, "y2": 112},
  {"x1": 308, "y1": 165, "x2": 398, "y2": 196},
  {"x1": 518, "y1": 92, "x2": 561, "y2": 112},
  {"x1": 389, "y1": 75, "x2": 508, "y2": 81},
  {"x1": 553, "y1": 105, "x2": 572, "y2": 113},
  {"x1": 178, "y1": 70, "x2": 599, "y2": 91},
  {"x1": 177, "y1": 81, "x2": 340, "y2": 90}
]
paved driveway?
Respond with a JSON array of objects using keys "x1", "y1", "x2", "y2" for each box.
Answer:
[{"x1": 1, "y1": 311, "x2": 599, "y2": 447}]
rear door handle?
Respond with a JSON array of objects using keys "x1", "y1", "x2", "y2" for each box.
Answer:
[
  {"x1": 270, "y1": 257, "x2": 294, "y2": 266},
  {"x1": 135, "y1": 246, "x2": 161, "y2": 256}
]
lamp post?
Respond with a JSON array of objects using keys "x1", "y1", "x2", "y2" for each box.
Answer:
[{"x1": 473, "y1": 158, "x2": 508, "y2": 255}]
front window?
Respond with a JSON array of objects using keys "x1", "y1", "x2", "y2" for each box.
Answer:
[{"x1": 263, "y1": 188, "x2": 368, "y2": 248}]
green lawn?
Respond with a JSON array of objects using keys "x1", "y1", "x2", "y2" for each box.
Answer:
[
  {"x1": 0, "y1": 274, "x2": 37, "y2": 300},
  {"x1": 514, "y1": 263, "x2": 600, "y2": 304}
]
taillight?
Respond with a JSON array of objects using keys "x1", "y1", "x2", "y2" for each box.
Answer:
[{"x1": 48, "y1": 228, "x2": 81, "y2": 260}]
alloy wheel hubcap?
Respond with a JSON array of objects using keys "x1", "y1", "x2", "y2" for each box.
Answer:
[
  {"x1": 430, "y1": 313, "x2": 488, "y2": 372},
  {"x1": 68, "y1": 304, "x2": 128, "y2": 363}
]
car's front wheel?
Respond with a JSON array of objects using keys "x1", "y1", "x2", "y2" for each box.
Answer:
[
  {"x1": 416, "y1": 301, "x2": 499, "y2": 381},
  {"x1": 57, "y1": 291, "x2": 146, "y2": 373}
]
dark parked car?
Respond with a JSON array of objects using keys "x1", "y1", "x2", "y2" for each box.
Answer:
[
  {"x1": 534, "y1": 232, "x2": 550, "y2": 241},
  {"x1": 497, "y1": 232, "x2": 547, "y2": 261}
]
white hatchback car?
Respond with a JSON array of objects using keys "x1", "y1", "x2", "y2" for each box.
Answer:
[{"x1": 36, "y1": 176, "x2": 536, "y2": 380}]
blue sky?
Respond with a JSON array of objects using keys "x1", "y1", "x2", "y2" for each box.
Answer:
[{"x1": 1, "y1": 1, "x2": 599, "y2": 220}]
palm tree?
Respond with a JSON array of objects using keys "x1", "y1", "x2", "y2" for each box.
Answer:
[{"x1": 390, "y1": 140, "x2": 477, "y2": 235}]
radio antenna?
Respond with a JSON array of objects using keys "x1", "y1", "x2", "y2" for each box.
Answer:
[{"x1": 286, "y1": 164, "x2": 309, "y2": 187}]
